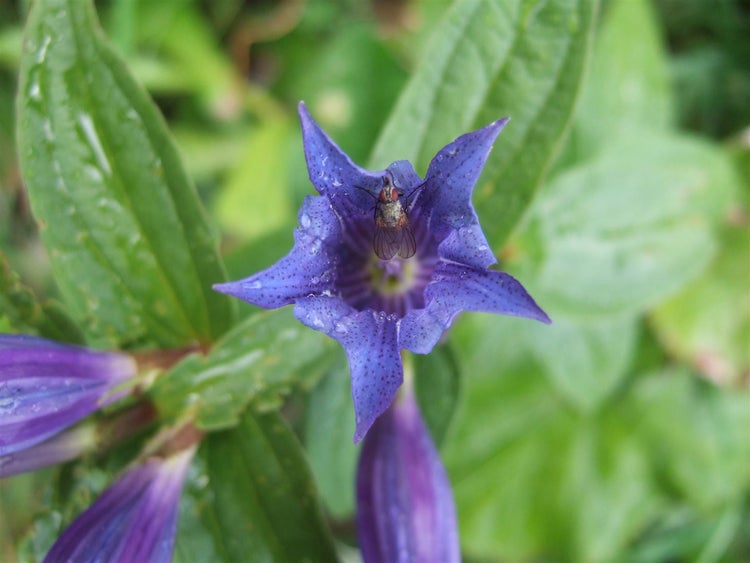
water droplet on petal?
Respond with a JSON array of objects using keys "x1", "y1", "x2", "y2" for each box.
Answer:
[
  {"x1": 247, "y1": 280, "x2": 263, "y2": 290},
  {"x1": 300, "y1": 213, "x2": 312, "y2": 228},
  {"x1": 477, "y1": 245, "x2": 488, "y2": 251},
  {"x1": 309, "y1": 239, "x2": 322, "y2": 255},
  {"x1": 334, "y1": 322, "x2": 348, "y2": 334}
]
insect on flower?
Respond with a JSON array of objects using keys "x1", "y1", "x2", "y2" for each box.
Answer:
[{"x1": 358, "y1": 175, "x2": 423, "y2": 260}]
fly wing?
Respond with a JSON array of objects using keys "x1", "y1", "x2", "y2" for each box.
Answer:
[
  {"x1": 397, "y1": 226, "x2": 416, "y2": 259},
  {"x1": 373, "y1": 226, "x2": 400, "y2": 260}
]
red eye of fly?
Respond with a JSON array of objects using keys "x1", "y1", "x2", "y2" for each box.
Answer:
[{"x1": 378, "y1": 189, "x2": 388, "y2": 202}]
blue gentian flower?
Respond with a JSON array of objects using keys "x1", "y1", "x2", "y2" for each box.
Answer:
[
  {"x1": 44, "y1": 446, "x2": 195, "y2": 562},
  {"x1": 214, "y1": 103, "x2": 550, "y2": 441},
  {"x1": 0, "y1": 334, "x2": 135, "y2": 456},
  {"x1": 356, "y1": 384, "x2": 459, "y2": 563}
]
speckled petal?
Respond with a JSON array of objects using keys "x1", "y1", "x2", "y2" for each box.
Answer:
[
  {"x1": 342, "y1": 311, "x2": 403, "y2": 442},
  {"x1": 44, "y1": 448, "x2": 194, "y2": 563},
  {"x1": 213, "y1": 196, "x2": 340, "y2": 308},
  {"x1": 420, "y1": 118, "x2": 509, "y2": 241},
  {"x1": 0, "y1": 335, "x2": 135, "y2": 456},
  {"x1": 297, "y1": 296, "x2": 403, "y2": 442},
  {"x1": 400, "y1": 262, "x2": 551, "y2": 353},
  {"x1": 385, "y1": 160, "x2": 423, "y2": 193},
  {"x1": 437, "y1": 222, "x2": 497, "y2": 270},
  {"x1": 294, "y1": 294, "x2": 357, "y2": 335},
  {"x1": 356, "y1": 388, "x2": 459, "y2": 563},
  {"x1": 299, "y1": 102, "x2": 384, "y2": 219}
]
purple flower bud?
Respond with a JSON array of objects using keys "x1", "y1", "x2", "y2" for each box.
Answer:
[
  {"x1": 0, "y1": 334, "x2": 136, "y2": 456},
  {"x1": 0, "y1": 421, "x2": 95, "y2": 477},
  {"x1": 215, "y1": 103, "x2": 550, "y2": 441},
  {"x1": 44, "y1": 447, "x2": 195, "y2": 563},
  {"x1": 357, "y1": 388, "x2": 460, "y2": 563}
]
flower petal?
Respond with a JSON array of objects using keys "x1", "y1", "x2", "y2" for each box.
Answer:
[
  {"x1": 0, "y1": 335, "x2": 135, "y2": 456},
  {"x1": 356, "y1": 388, "x2": 459, "y2": 563},
  {"x1": 296, "y1": 297, "x2": 403, "y2": 442},
  {"x1": 44, "y1": 448, "x2": 194, "y2": 563},
  {"x1": 400, "y1": 262, "x2": 551, "y2": 353},
  {"x1": 0, "y1": 423, "x2": 95, "y2": 477},
  {"x1": 385, "y1": 160, "x2": 423, "y2": 194},
  {"x1": 437, "y1": 222, "x2": 497, "y2": 270},
  {"x1": 214, "y1": 196, "x2": 340, "y2": 308},
  {"x1": 299, "y1": 102, "x2": 384, "y2": 219},
  {"x1": 419, "y1": 118, "x2": 509, "y2": 240}
]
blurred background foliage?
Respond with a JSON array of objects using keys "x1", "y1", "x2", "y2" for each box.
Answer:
[{"x1": 0, "y1": 0, "x2": 748, "y2": 561}]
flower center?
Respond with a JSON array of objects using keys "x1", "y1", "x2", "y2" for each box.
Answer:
[
  {"x1": 369, "y1": 256, "x2": 416, "y2": 295},
  {"x1": 335, "y1": 207, "x2": 438, "y2": 317}
]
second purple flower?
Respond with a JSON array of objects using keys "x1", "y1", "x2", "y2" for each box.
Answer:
[{"x1": 215, "y1": 103, "x2": 550, "y2": 441}]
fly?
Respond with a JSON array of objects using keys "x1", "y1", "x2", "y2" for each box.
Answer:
[{"x1": 356, "y1": 175, "x2": 423, "y2": 260}]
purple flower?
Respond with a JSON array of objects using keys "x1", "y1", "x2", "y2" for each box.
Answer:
[
  {"x1": 0, "y1": 334, "x2": 136, "y2": 456},
  {"x1": 214, "y1": 103, "x2": 550, "y2": 441},
  {"x1": 44, "y1": 446, "x2": 195, "y2": 563},
  {"x1": 356, "y1": 386, "x2": 459, "y2": 563}
]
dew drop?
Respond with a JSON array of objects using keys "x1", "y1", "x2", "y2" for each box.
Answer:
[
  {"x1": 334, "y1": 322, "x2": 348, "y2": 334},
  {"x1": 477, "y1": 245, "x2": 488, "y2": 251},
  {"x1": 309, "y1": 239, "x2": 322, "y2": 255},
  {"x1": 0, "y1": 397, "x2": 19, "y2": 415},
  {"x1": 247, "y1": 280, "x2": 263, "y2": 290},
  {"x1": 300, "y1": 213, "x2": 312, "y2": 228}
]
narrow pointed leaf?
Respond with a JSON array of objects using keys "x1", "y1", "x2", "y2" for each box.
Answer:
[
  {"x1": 16, "y1": 0, "x2": 234, "y2": 347},
  {"x1": 150, "y1": 308, "x2": 337, "y2": 431},
  {"x1": 205, "y1": 409, "x2": 339, "y2": 563},
  {"x1": 370, "y1": 0, "x2": 598, "y2": 247}
]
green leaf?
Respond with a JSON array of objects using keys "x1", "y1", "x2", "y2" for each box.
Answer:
[
  {"x1": 304, "y1": 357, "x2": 358, "y2": 519},
  {"x1": 519, "y1": 313, "x2": 637, "y2": 412},
  {"x1": 173, "y1": 454, "x2": 227, "y2": 563},
  {"x1": 16, "y1": 0, "x2": 234, "y2": 348},
  {"x1": 573, "y1": 0, "x2": 674, "y2": 159},
  {"x1": 283, "y1": 23, "x2": 408, "y2": 164},
  {"x1": 214, "y1": 119, "x2": 295, "y2": 239},
  {"x1": 150, "y1": 308, "x2": 337, "y2": 431},
  {"x1": 204, "y1": 408, "x2": 339, "y2": 563},
  {"x1": 414, "y1": 344, "x2": 461, "y2": 446},
  {"x1": 443, "y1": 314, "x2": 750, "y2": 559},
  {"x1": 651, "y1": 223, "x2": 750, "y2": 386},
  {"x1": 630, "y1": 369, "x2": 750, "y2": 511},
  {"x1": 0, "y1": 252, "x2": 84, "y2": 343},
  {"x1": 511, "y1": 133, "x2": 737, "y2": 318},
  {"x1": 370, "y1": 0, "x2": 599, "y2": 247}
]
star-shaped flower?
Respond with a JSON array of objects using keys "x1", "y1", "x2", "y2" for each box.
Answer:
[{"x1": 215, "y1": 103, "x2": 550, "y2": 441}]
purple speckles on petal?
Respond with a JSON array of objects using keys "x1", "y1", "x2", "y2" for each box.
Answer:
[
  {"x1": 438, "y1": 224, "x2": 497, "y2": 270},
  {"x1": 299, "y1": 102, "x2": 383, "y2": 217},
  {"x1": 338, "y1": 311, "x2": 403, "y2": 443},
  {"x1": 421, "y1": 118, "x2": 509, "y2": 237}
]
